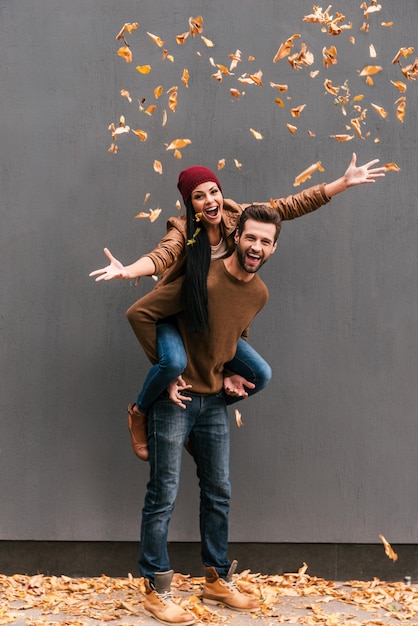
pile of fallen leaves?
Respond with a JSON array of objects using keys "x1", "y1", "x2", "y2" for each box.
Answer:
[{"x1": 1, "y1": 565, "x2": 418, "y2": 625}]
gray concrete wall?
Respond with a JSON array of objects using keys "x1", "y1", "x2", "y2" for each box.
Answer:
[{"x1": 1, "y1": 0, "x2": 417, "y2": 544}]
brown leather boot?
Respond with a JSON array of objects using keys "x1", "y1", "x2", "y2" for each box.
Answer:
[
  {"x1": 202, "y1": 560, "x2": 260, "y2": 612},
  {"x1": 127, "y1": 404, "x2": 148, "y2": 461},
  {"x1": 143, "y1": 570, "x2": 195, "y2": 625}
]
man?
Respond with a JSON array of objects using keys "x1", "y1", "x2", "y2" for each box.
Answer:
[{"x1": 127, "y1": 204, "x2": 281, "y2": 625}]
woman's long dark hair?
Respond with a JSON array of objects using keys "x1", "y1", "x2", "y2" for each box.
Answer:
[{"x1": 180, "y1": 197, "x2": 211, "y2": 333}]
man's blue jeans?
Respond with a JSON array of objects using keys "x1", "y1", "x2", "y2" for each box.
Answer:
[
  {"x1": 138, "y1": 392, "x2": 232, "y2": 584},
  {"x1": 136, "y1": 322, "x2": 271, "y2": 412}
]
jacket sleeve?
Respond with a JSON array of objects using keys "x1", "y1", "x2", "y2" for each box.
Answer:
[
  {"x1": 270, "y1": 183, "x2": 330, "y2": 220},
  {"x1": 126, "y1": 277, "x2": 185, "y2": 364},
  {"x1": 141, "y1": 219, "x2": 186, "y2": 276}
]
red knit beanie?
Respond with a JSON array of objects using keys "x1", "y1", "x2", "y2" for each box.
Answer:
[{"x1": 177, "y1": 166, "x2": 222, "y2": 204}]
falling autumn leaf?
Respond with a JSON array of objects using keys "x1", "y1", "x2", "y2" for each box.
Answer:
[
  {"x1": 189, "y1": 15, "x2": 203, "y2": 37},
  {"x1": 287, "y1": 124, "x2": 297, "y2": 134},
  {"x1": 234, "y1": 159, "x2": 242, "y2": 169},
  {"x1": 322, "y1": 45, "x2": 338, "y2": 68},
  {"x1": 293, "y1": 161, "x2": 325, "y2": 187},
  {"x1": 135, "y1": 208, "x2": 162, "y2": 222},
  {"x1": 131, "y1": 129, "x2": 148, "y2": 141},
  {"x1": 108, "y1": 143, "x2": 118, "y2": 154},
  {"x1": 250, "y1": 128, "x2": 263, "y2": 140},
  {"x1": 235, "y1": 409, "x2": 243, "y2": 427},
  {"x1": 136, "y1": 65, "x2": 151, "y2": 74},
  {"x1": 120, "y1": 89, "x2": 132, "y2": 102},
  {"x1": 168, "y1": 91, "x2": 178, "y2": 112},
  {"x1": 218, "y1": 159, "x2": 226, "y2": 170},
  {"x1": 359, "y1": 65, "x2": 383, "y2": 76},
  {"x1": 230, "y1": 88, "x2": 241, "y2": 99},
  {"x1": 290, "y1": 104, "x2": 306, "y2": 117},
  {"x1": 154, "y1": 85, "x2": 163, "y2": 98},
  {"x1": 201, "y1": 35, "x2": 214, "y2": 47},
  {"x1": 330, "y1": 134, "x2": 354, "y2": 142},
  {"x1": 166, "y1": 138, "x2": 192, "y2": 150},
  {"x1": 273, "y1": 34, "x2": 301, "y2": 62},
  {"x1": 147, "y1": 32, "x2": 164, "y2": 47},
  {"x1": 153, "y1": 160, "x2": 163, "y2": 174},
  {"x1": 370, "y1": 103, "x2": 387, "y2": 118},
  {"x1": 181, "y1": 68, "x2": 190, "y2": 88},
  {"x1": 143, "y1": 193, "x2": 150, "y2": 205},
  {"x1": 117, "y1": 46, "x2": 132, "y2": 63},
  {"x1": 383, "y1": 163, "x2": 400, "y2": 172},
  {"x1": 115, "y1": 22, "x2": 138, "y2": 40},
  {"x1": 379, "y1": 535, "x2": 398, "y2": 561}
]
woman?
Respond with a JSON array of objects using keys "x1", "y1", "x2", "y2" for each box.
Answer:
[{"x1": 90, "y1": 154, "x2": 386, "y2": 460}]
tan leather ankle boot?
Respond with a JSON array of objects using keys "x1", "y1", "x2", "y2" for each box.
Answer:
[
  {"x1": 144, "y1": 570, "x2": 195, "y2": 625},
  {"x1": 202, "y1": 560, "x2": 260, "y2": 612},
  {"x1": 127, "y1": 404, "x2": 149, "y2": 461}
]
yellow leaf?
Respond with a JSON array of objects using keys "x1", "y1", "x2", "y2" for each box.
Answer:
[
  {"x1": 131, "y1": 129, "x2": 148, "y2": 141},
  {"x1": 135, "y1": 208, "x2": 162, "y2": 222},
  {"x1": 201, "y1": 35, "x2": 214, "y2": 47},
  {"x1": 390, "y1": 80, "x2": 407, "y2": 93},
  {"x1": 136, "y1": 65, "x2": 151, "y2": 74},
  {"x1": 181, "y1": 68, "x2": 190, "y2": 88},
  {"x1": 154, "y1": 85, "x2": 163, "y2": 98},
  {"x1": 235, "y1": 409, "x2": 243, "y2": 427},
  {"x1": 153, "y1": 160, "x2": 163, "y2": 174},
  {"x1": 250, "y1": 128, "x2": 263, "y2": 140},
  {"x1": 383, "y1": 163, "x2": 400, "y2": 172},
  {"x1": 359, "y1": 65, "x2": 382, "y2": 76},
  {"x1": 270, "y1": 82, "x2": 288, "y2": 92},
  {"x1": 234, "y1": 158, "x2": 242, "y2": 169},
  {"x1": 189, "y1": 15, "x2": 203, "y2": 37},
  {"x1": 162, "y1": 109, "x2": 167, "y2": 127},
  {"x1": 120, "y1": 89, "x2": 132, "y2": 102},
  {"x1": 168, "y1": 91, "x2": 178, "y2": 112},
  {"x1": 115, "y1": 22, "x2": 138, "y2": 40},
  {"x1": 176, "y1": 200, "x2": 182, "y2": 210},
  {"x1": 330, "y1": 134, "x2": 354, "y2": 142},
  {"x1": 381, "y1": 22, "x2": 393, "y2": 27},
  {"x1": 117, "y1": 46, "x2": 132, "y2": 63},
  {"x1": 290, "y1": 104, "x2": 306, "y2": 117},
  {"x1": 370, "y1": 103, "x2": 387, "y2": 118},
  {"x1": 293, "y1": 161, "x2": 324, "y2": 187},
  {"x1": 175, "y1": 32, "x2": 189, "y2": 45},
  {"x1": 174, "y1": 149, "x2": 182, "y2": 159},
  {"x1": 147, "y1": 32, "x2": 164, "y2": 47},
  {"x1": 273, "y1": 34, "x2": 301, "y2": 62},
  {"x1": 379, "y1": 535, "x2": 398, "y2": 561},
  {"x1": 166, "y1": 138, "x2": 192, "y2": 150}
]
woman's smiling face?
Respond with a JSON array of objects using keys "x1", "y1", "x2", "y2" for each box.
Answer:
[{"x1": 190, "y1": 181, "x2": 224, "y2": 227}]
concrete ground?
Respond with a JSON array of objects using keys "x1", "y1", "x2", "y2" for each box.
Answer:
[{"x1": 1, "y1": 571, "x2": 418, "y2": 625}]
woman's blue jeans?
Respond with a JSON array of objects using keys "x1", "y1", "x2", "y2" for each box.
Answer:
[
  {"x1": 138, "y1": 392, "x2": 231, "y2": 583},
  {"x1": 136, "y1": 322, "x2": 271, "y2": 412}
]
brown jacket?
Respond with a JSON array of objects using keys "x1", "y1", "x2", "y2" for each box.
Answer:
[
  {"x1": 126, "y1": 259, "x2": 269, "y2": 395},
  {"x1": 143, "y1": 184, "x2": 330, "y2": 287}
]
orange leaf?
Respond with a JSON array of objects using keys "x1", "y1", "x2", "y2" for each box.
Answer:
[
  {"x1": 235, "y1": 409, "x2": 243, "y2": 427},
  {"x1": 166, "y1": 138, "x2": 192, "y2": 150},
  {"x1": 250, "y1": 128, "x2": 263, "y2": 140},
  {"x1": 370, "y1": 103, "x2": 387, "y2": 118},
  {"x1": 147, "y1": 32, "x2": 164, "y2": 47},
  {"x1": 201, "y1": 35, "x2": 214, "y2": 47},
  {"x1": 290, "y1": 104, "x2": 306, "y2": 117},
  {"x1": 131, "y1": 129, "x2": 148, "y2": 141},
  {"x1": 330, "y1": 134, "x2": 354, "y2": 142},
  {"x1": 136, "y1": 65, "x2": 151, "y2": 74},
  {"x1": 189, "y1": 15, "x2": 203, "y2": 37},
  {"x1": 153, "y1": 160, "x2": 163, "y2": 174},
  {"x1": 359, "y1": 65, "x2": 382, "y2": 76},
  {"x1": 383, "y1": 163, "x2": 400, "y2": 172},
  {"x1": 117, "y1": 46, "x2": 132, "y2": 63},
  {"x1": 120, "y1": 89, "x2": 132, "y2": 102},
  {"x1": 168, "y1": 91, "x2": 178, "y2": 112},
  {"x1": 273, "y1": 34, "x2": 301, "y2": 62},
  {"x1": 287, "y1": 124, "x2": 297, "y2": 134},
  {"x1": 181, "y1": 68, "x2": 190, "y2": 88},
  {"x1": 293, "y1": 161, "x2": 324, "y2": 187},
  {"x1": 154, "y1": 85, "x2": 163, "y2": 99},
  {"x1": 379, "y1": 535, "x2": 398, "y2": 562},
  {"x1": 230, "y1": 88, "x2": 241, "y2": 99},
  {"x1": 218, "y1": 159, "x2": 226, "y2": 170}
]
